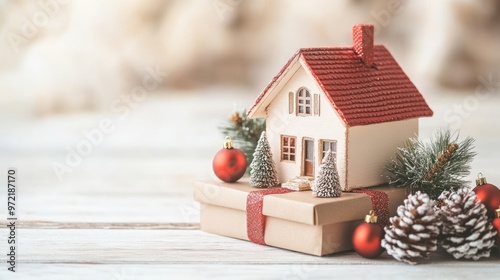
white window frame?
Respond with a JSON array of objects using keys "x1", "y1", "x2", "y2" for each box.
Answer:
[
  {"x1": 319, "y1": 140, "x2": 337, "y2": 162},
  {"x1": 297, "y1": 88, "x2": 312, "y2": 116},
  {"x1": 281, "y1": 135, "x2": 296, "y2": 162}
]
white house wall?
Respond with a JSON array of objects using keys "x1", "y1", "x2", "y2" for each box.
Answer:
[
  {"x1": 346, "y1": 118, "x2": 419, "y2": 190},
  {"x1": 265, "y1": 64, "x2": 348, "y2": 189}
]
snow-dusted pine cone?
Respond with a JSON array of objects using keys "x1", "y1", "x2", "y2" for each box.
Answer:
[
  {"x1": 382, "y1": 191, "x2": 440, "y2": 265},
  {"x1": 437, "y1": 188, "x2": 496, "y2": 260}
]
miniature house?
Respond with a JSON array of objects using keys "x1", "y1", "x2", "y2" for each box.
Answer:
[{"x1": 247, "y1": 24, "x2": 433, "y2": 191}]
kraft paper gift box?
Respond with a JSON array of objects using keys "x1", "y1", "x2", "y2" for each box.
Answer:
[{"x1": 194, "y1": 179, "x2": 407, "y2": 256}]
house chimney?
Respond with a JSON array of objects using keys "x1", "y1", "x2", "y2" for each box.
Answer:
[{"x1": 352, "y1": 24, "x2": 374, "y2": 66}]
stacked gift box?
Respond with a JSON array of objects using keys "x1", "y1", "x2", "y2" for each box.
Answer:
[{"x1": 195, "y1": 179, "x2": 406, "y2": 256}]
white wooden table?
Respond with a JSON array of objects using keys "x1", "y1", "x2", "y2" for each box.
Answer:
[{"x1": 1, "y1": 87, "x2": 499, "y2": 279}]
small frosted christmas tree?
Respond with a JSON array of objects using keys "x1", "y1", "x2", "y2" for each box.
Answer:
[
  {"x1": 250, "y1": 132, "x2": 279, "y2": 188},
  {"x1": 313, "y1": 149, "x2": 341, "y2": 197}
]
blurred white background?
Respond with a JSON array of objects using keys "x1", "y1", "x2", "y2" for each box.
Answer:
[
  {"x1": 1, "y1": 0, "x2": 500, "y2": 112},
  {"x1": 0, "y1": 0, "x2": 499, "y2": 223}
]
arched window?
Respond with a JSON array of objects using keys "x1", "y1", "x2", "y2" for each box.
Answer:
[{"x1": 297, "y1": 88, "x2": 312, "y2": 116}]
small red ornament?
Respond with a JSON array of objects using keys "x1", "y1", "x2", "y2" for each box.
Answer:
[
  {"x1": 493, "y1": 207, "x2": 500, "y2": 252},
  {"x1": 352, "y1": 210, "x2": 384, "y2": 259},
  {"x1": 212, "y1": 136, "x2": 247, "y2": 183},
  {"x1": 472, "y1": 173, "x2": 500, "y2": 219}
]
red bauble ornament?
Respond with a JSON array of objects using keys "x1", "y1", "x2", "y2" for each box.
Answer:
[
  {"x1": 472, "y1": 173, "x2": 500, "y2": 219},
  {"x1": 352, "y1": 210, "x2": 384, "y2": 259},
  {"x1": 212, "y1": 136, "x2": 247, "y2": 183},
  {"x1": 493, "y1": 207, "x2": 500, "y2": 252}
]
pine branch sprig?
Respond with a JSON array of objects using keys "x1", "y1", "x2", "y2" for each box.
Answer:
[
  {"x1": 219, "y1": 109, "x2": 266, "y2": 174},
  {"x1": 423, "y1": 143, "x2": 458, "y2": 181},
  {"x1": 386, "y1": 129, "x2": 476, "y2": 200}
]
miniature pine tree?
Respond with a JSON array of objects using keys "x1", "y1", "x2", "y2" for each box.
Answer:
[
  {"x1": 250, "y1": 131, "x2": 279, "y2": 188},
  {"x1": 313, "y1": 149, "x2": 341, "y2": 197}
]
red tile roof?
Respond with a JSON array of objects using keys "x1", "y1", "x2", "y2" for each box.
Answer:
[{"x1": 248, "y1": 46, "x2": 433, "y2": 127}]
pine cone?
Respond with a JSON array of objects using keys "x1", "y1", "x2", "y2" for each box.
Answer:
[
  {"x1": 382, "y1": 191, "x2": 440, "y2": 265},
  {"x1": 437, "y1": 188, "x2": 496, "y2": 260},
  {"x1": 229, "y1": 113, "x2": 243, "y2": 126}
]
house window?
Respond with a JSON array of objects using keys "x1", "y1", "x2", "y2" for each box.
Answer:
[
  {"x1": 281, "y1": 135, "x2": 296, "y2": 161},
  {"x1": 320, "y1": 140, "x2": 337, "y2": 162},
  {"x1": 297, "y1": 88, "x2": 312, "y2": 116}
]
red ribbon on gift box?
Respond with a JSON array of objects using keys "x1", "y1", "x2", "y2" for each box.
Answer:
[
  {"x1": 352, "y1": 189, "x2": 390, "y2": 227},
  {"x1": 246, "y1": 187, "x2": 390, "y2": 245},
  {"x1": 246, "y1": 187, "x2": 293, "y2": 245}
]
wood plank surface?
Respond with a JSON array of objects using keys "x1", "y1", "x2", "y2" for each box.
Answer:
[
  {"x1": 0, "y1": 228, "x2": 498, "y2": 265},
  {"x1": 2, "y1": 263, "x2": 500, "y2": 280},
  {"x1": 0, "y1": 228, "x2": 499, "y2": 279},
  {"x1": 1, "y1": 89, "x2": 499, "y2": 279}
]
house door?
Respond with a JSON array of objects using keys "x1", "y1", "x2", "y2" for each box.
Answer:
[{"x1": 303, "y1": 138, "x2": 314, "y2": 177}]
